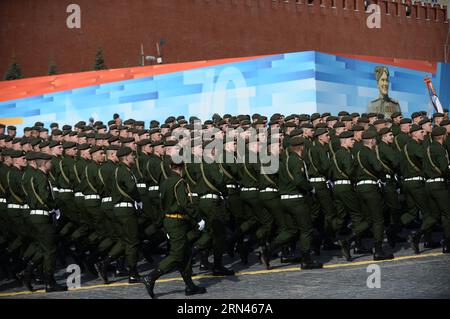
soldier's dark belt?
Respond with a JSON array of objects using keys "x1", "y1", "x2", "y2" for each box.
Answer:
[
  {"x1": 309, "y1": 177, "x2": 326, "y2": 182},
  {"x1": 404, "y1": 177, "x2": 424, "y2": 182},
  {"x1": 165, "y1": 213, "x2": 186, "y2": 219},
  {"x1": 260, "y1": 187, "x2": 278, "y2": 192},
  {"x1": 426, "y1": 178, "x2": 445, "y2": 183},
  {"x1": 334, "y1": 180, "x2": 351, "y2": 185}
]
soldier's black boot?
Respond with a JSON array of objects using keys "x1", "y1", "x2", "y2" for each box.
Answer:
[
  {"x1": 17, "y1": 261, "x2": 35, "y2": 292},
  {"x1": 300, "y1": 251, "x2": 323, "y2": 270},
  {"x1": 338, "y1": 238, "x2": 352, "y2": 261},
  {"x1": 182, "y1": 273, "x2": 207, "y2": 296},
  {"x1": 373, "y1": 243, "x2": 394, "y2": 261},
  {"x1": 199, "y1": 250, "x2": 213, "y2": 271},
  {"x1": 142, "y1": 268, "x2": 164, "y2": 299},
  {"x1": 94, "y1": 256, "x2": 111, "y2": 284},
  {"x1": 114, "y1": 257, "x2": 128, "y2": 277},
  {"x1": 45, "y1": 274, "x2": 68, "y2": 293},
  {"x1": 259, "y1": 245, "x2": 271, "y2": 270},
  {"x1": 128, "y1": 266, "x2": 141, "y2": 283},
  {"x1": 423, "y1": 232, "x2": 440, "y2": 249},
  {"x1": 212, "y1": 255, "x2": 235, "y2": 276},
  {"x1": 236, "y1": 241, "x2": 249, "y2": 265},
  {"x1": 409, "y1": 231, "x2": 422, "y2": 254},
  {"x1": 354, "y1": 238, "x2": 372, "y2": 255},
  {"x1": 442, "y1": 238, "x2": 450, "y2": 254}
]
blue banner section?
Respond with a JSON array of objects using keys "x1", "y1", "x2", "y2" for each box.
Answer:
[{"x1": 0, "y1": 51, "x2": 448, "y2": 131}]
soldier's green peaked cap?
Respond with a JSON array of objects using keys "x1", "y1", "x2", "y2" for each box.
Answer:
[
  {"x1": 117, "y1": 147, "x2": 133, "y2": 158},
  {"x1": 431, "y1": 126, "x2": 446, "y2": 137}
]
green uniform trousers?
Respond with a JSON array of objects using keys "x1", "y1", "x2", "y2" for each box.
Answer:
[
  {"x1": 333, "y1": 184, "x2": 369, "y2": 237},
  {"x1": 425, "y1": 181, "x2": 450, "y2": 238},
  {"x1": 279, "y1": 196, "x2": 313, "y2": 254},
  {"x1": 356, "y1": 184, "x2": 385, "y2": 244},
  {"x1": 159, "y1": 216, "x2": 193, "y2": 277}
]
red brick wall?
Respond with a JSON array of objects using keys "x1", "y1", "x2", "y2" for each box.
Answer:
[{"x1": 0, "y1": 0, "x2": 448, "y2": 79}]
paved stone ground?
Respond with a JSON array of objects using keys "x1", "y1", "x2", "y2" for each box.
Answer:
[{"x1": 1, "y1": 236, "x2": 449, "y2": 299}]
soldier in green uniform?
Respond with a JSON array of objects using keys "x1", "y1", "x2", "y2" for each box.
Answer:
[
  {"x1": 367, "y1": 66, "x2": 401, "y2": 118},
  {"x1": 354, "y1": 131, "x2": 394, "y2": 260},
  {"x1": 98, "y1": 144, "x2": 127, "y2": 276},
  {"x1": 5, "y1": 150, "x2": 33, "y2": 270},
  {"x1": 391, "y1": 112, "x2": 403, "y2": 136},
  {"x1": 393, "y1": 118, "x2": 412, "y2": 152},
  {"x1": 259, "y1": 138, "x2": 299, "y2": 269},
  {"x1": 237, "y1": 138, "x2": 273, "y2": 263},
  {"x1": 417, "y1": 126, "x2": 450, "y2": 254},
  {"x1": 96, "y1": 147, "x2": 141, "y2": 284},
  {"x1": 276, "y1": 136, "x2": 323, "y2": 269},
  {"x1": 330, "y1": 131, "x2": 372, "y2": 260},
  {"x1": 401, "y1": 125, "x2": 439, "y2": 250},
  {"x1": 305, "y1": 128, "x2": 340, "y2": 252},
  {"x1": 142, "y1": 156, "x2": 207, "y2": 298},
  {"x1": 375, "y1": 127, "x2": 405, "y2": 247},
  {"x1": 22, "y1": 152, "x2": 67, "y2": 292},
  {"x1": 193, "y1": 140, "x2": 234, "y2": 276}
]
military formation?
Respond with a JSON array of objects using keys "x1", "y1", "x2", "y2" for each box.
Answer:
[{"x1": 0, "y1": 109, "x2": 449, "y2": 298}]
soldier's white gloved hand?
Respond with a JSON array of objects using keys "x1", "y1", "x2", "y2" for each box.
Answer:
[
  {"x1": 326, "y1": 180, "x2": 334, "y2": 189},
  {"x1": 311, "y1": 187, "x2": 316, "y2": 195},
  {"x1": 51, "y1": 209, "x2": 61, "y2": 220},
  {"x1": 135, "y1": 201, "x2": 143, "y2": 210},
  {"x1": 198, "y1": 219, "x2": 205, "y2": 231}
]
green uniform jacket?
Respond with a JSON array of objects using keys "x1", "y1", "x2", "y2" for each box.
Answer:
[
  {"x1": 279, "y1": 149, "x2": 313, "y2": 195},
  {"x1": 306, "y1": 141, "x2": 331, "y2": 179},
  {"x1": 330, "y1": 147, "x2": 355, "y2": 182},
  {"x1": 81, "y1": 161, "x2": 102, "y2": 196},
  {"x1": 59, "y1": 156, "x2": 77, "y2": 190},
  {"x1": 112, "y1": 162, "x2": 141, "y2": 205},
  {"x1": 196, "y1": 158, "x2": 228, "y2": 197},
  {"x1": 354, "y1": 146, "x2": 386, "y2": 182},
  {"x1": 27, "y1": 169, "x2": 57, "y2": 211},
  {"x1": 6, "y1": 166, "x2": 26, "y2": 205},
  {"x1": 400, "y1": 139, "x2": 425, "y2": 179},
  {"x1": 98, "y1": 160, "x2": 117, "y2": 198},
  {"x1": 423, "y1": 141, "x2": 450, "y2": 180},
  {"x1": 159, "y1": 172, "x2": 198, "y2": 221},
  {"x1": 237, "y1": 150, "x2": 260, "y2": 188},
  {"x1": 375, "y1": 141, "x2": 399, "y2": 176}
]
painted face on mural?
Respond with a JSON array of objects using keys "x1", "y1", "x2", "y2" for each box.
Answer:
[{"x1": 378, "y1": 71, "x2": 389, "y2": 97}]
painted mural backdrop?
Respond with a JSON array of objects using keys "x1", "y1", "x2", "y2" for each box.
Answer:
[{"x1": 0, "y1": 51, "x2": 448, "y2": 132}]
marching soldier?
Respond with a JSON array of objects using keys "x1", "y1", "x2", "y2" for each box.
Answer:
[
  {"x1": 420, "y1": 126, "x2": 450, "y2": 254},
  {"x1": 375, "y1": 127, "x2": 405, "y2": 247},
  {"x1": 96, "y1": 147, "x2": 141, "y2": 284},
  {"x1": 23, "y1": 152, "x2": 67, "y2": 292},
  {"x1": 401, "y1": 125, "x2": 439, "y2": 250},
  {"x1": 354, "y1": 131, "x2": 394, "y2": 260},
  {"x1": 142, "y1": 155, "x2": 207, "y2": 298}
]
